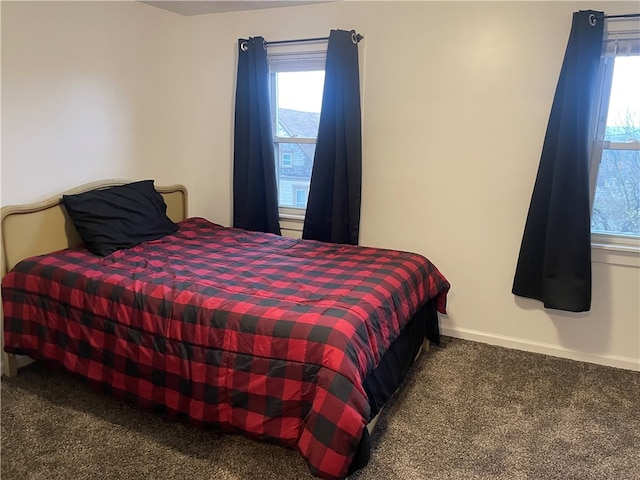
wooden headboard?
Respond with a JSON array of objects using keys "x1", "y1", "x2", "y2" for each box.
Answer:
[{"x1": 1, "y1": 179, "x2": 188, "y2": 376}]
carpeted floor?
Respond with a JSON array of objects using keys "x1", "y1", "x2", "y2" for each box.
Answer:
[{"x1": 2, "y1": 337, "x2": 639, "y2": 480}]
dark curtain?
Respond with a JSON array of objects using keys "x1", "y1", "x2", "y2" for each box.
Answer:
[
  {"x1": 233, "y1": 36, "x2": 281, "y2": 235},
  {"x1": 512, "y1": 11, "x2": 604, "y2": 312},
  {"x1": 302, "y1": 29, "x2": 362, "y2": 245}
]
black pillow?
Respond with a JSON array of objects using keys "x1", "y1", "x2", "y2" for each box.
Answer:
[{"x1": 62, "y1": 180, "x2": 179, "y2": 256}]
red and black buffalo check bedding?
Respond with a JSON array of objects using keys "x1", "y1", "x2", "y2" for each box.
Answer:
[{"x1": 2, "y1": 217, "x2": 450, "y2": 479}]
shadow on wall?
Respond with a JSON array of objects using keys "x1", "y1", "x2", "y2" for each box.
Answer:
[{"x1": 514, "y1": 273, "x2": 612, "y2": 356}]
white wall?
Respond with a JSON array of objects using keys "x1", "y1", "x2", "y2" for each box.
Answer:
[
  {"x1": 1, "y1": 0, "x2": 193, "y2": 205},
  {"x1": 2, "y1": 1, "x2": 639, "y2": 371},
  {"x1": 185, "y1": 1, "x2": 640, "y2": 370}
]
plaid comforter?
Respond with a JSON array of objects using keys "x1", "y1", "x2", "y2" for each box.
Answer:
[{"x1": 2, "y1": 217, "x2": 450, "y2": 479}]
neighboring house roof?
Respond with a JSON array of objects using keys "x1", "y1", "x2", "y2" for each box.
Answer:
[
  {"x1": 277, "y1": 109, "x2": 320, "y2": 166},
  {"x1": 277, "y1": 108, "x2": 320, "y2": 139}
]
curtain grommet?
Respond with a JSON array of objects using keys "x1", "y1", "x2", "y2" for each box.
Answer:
[
  {"x1": 589, "y1": 14, "x2": 597, "y2": 26},
  {"x1": 240, "y1": 41, "x2": 248, "y2": 52}
]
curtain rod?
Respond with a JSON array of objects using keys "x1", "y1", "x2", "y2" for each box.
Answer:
[
  {"x1": 266, "y1": 32, "x2": 363, "y2": 47},
  {"x1": 605, "y1": 13, "x2": 640, "y2": 19},
  {"x1": 267, "y1": 36, "x2": 328, "y2": 46}
]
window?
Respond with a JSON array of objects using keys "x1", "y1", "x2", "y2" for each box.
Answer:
[
  {"x1": 295, "y1": 188, "x2": 308, "y2": 208},
  {"x1": 268, "y1": 43, "x2": 326, "y2": 216},
  {"x1": 281, "y1": 153, "x2": 293, "y2": 168},
  {"x1": 589, "y1": 29, "x2": 640, "y2": 250}
]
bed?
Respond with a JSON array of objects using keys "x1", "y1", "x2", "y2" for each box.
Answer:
[{"x1": 1, "y1": 180, "x2": 450, "y2": 480}]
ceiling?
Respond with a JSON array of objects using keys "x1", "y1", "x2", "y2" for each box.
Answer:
[{"x1": 141, "y1": 1, "x2": 332, "y2": 16}]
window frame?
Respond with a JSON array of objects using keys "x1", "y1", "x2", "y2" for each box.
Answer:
[
  {"x1": 267, "y1": 42, "x2": 327, "y2": 220},
  {"x1": 588, "y1": 28, "x2": 640, "y2": 257}
]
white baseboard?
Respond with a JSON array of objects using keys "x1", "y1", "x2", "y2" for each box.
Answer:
[{"x1": 440, "y1": 326, "x2": 640, "y2": 372}]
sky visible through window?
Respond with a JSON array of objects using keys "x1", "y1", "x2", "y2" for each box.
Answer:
[
  {"x1": 276, "y1": 71, "x2": 325, "y2": 113},
  {"x1": 277, "y1": 59, "x2": 639, "y2": 128},
  {"x1": 607, "y1": 55, "x2": 640, "y2": 130}
]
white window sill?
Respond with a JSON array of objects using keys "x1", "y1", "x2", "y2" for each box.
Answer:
[
  {"x1": 591, "y1": 235, "x2": 640, "y2": 268},
  {"x1": 279, "y1": 211, "x2": 304, "y2": 238},
  {"x1": 279, "y1": 212, "x2": 305, "y2": 222}
]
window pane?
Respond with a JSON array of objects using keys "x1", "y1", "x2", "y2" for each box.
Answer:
[
  {"x1": 592, "y1": 54, "x2": 640, "y2": 237},
  {"x1": 274, "y1": 142, "x2": 315, "y2": 208},
  {"x1": 604, "y1": 55, "x2": 640, "y2": 142},
  {"x1": 272, "y1": 68, "x2": 323, "y2": 210},
  {"x1": 281, "y1": 153, "x2": 292, "y2": 167},
  {"x1": 591, "y1": 148, "x2": 640, "y2": 236},
  {"x1": 274, "y1": 71, "x2": 324, "y2": 138},
  {"x1": 295, "y1": 189, "x2": 308, "y2": 208}
]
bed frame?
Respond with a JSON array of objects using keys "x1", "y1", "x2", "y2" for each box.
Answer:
[{"x1": 1, "y1": 180, "x2": 188, "y2": 377}]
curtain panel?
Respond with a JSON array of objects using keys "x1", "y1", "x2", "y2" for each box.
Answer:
[
  {"x1": 233, "y1": 36, "x2": 281, "y2": 235},
  {"x1": 512, "y1": 11, "x2": 604, "y2": 312},
  {"x1": 303, "y1": 29, "x2": 362, "y2": 245}
]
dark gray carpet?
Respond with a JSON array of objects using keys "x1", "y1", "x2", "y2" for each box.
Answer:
[{"x1": 2, "y1": 338, "x2": 639, "y2": 480}]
